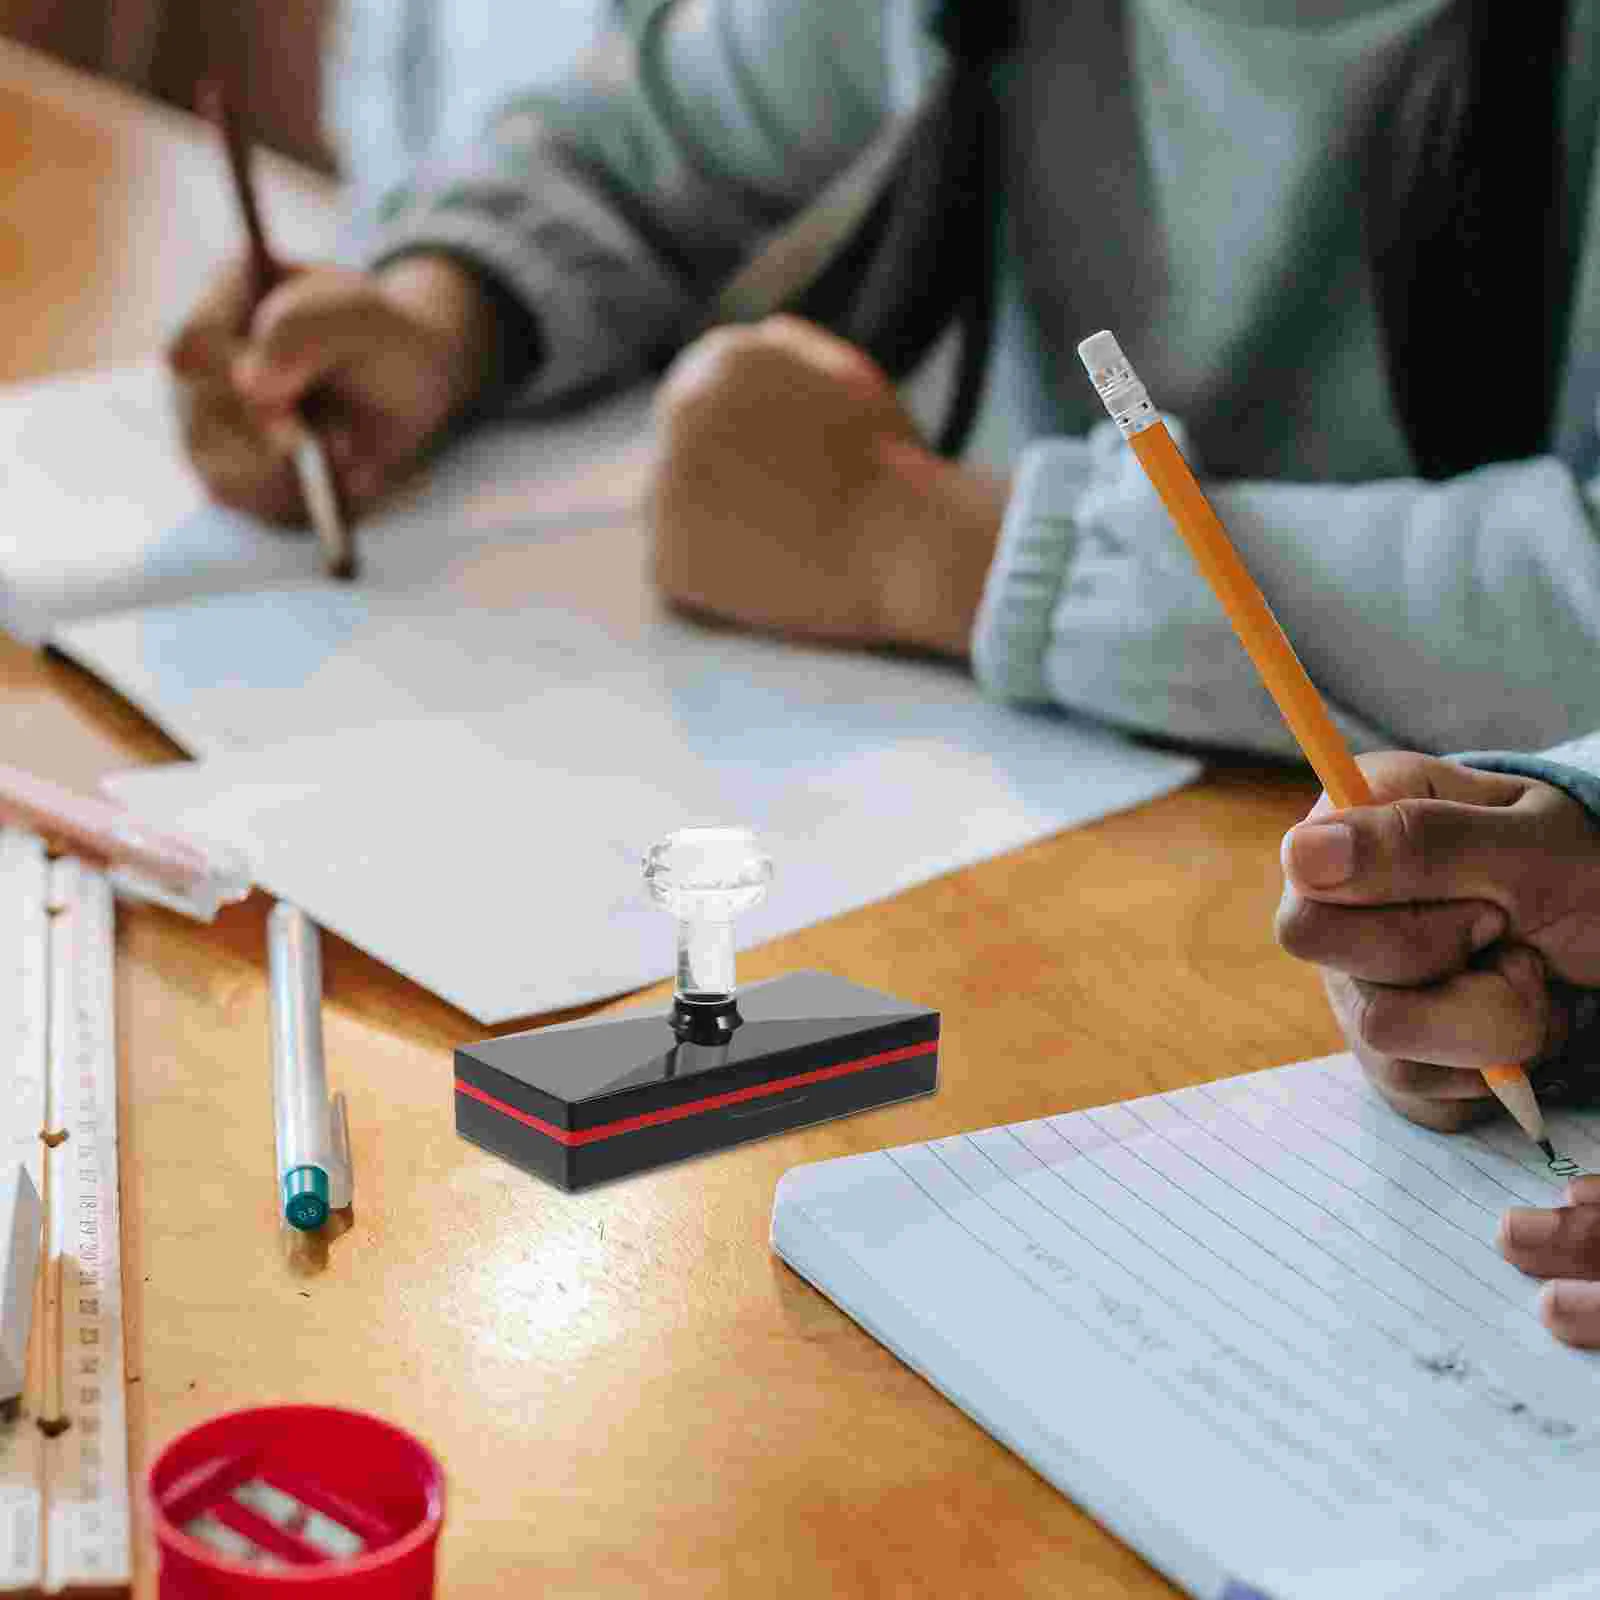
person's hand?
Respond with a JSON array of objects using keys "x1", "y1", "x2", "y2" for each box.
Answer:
[
  {"x1": 1276, "y1": 751, "x2": 1600, "y2": 1131},
  {"x1": 166, "y1": 254, "x2": 500, "y2": 526},
  {"x1": 649, "y1": 314, "x2": 1006, "y2": 655},
  {"x1": 1498, "y1": 1175, "x2": 1600, "y2": 1347}
]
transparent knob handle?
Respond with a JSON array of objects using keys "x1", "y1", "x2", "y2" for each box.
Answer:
[{"x1": 643, "y1": 826, "x2": 773, "y2": 1016}]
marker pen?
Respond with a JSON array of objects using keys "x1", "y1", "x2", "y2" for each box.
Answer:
[{"x1": 268, "y1": 902, "x2": 352, "y2": 1232}]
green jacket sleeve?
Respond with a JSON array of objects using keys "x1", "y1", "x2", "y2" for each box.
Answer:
[{"x1": 361, "y1": 0, "x2": 899, "y2": 409}]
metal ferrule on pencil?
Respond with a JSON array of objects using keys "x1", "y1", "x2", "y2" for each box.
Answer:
[{"x1": 1078, "y1": 329, "x2": 1158, "y2": 438}]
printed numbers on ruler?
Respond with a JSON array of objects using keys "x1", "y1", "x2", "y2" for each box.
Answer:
[
  {"x1": 0, "y1": 831, "x2": 47, "y2": 1595},
  {"x1": 1, "y1": 839, "x2": 130, "y2": 1595},
  {"x1": 46, "y1": 860, "x2": 128, "y2": 1593}
]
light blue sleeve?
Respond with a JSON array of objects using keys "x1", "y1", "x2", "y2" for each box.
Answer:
[{"x1": 973, "y1": 429, "x2": 1600, "y2": 760}]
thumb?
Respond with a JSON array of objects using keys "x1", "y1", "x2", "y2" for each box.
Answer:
[{"x1": 1283, "y1": 791, "x2": 1532, "y2": 908}]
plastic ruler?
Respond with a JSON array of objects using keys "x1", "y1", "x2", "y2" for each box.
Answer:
[{"x1": 0, "y1": 827, "x2": 130, "y2": 1594}]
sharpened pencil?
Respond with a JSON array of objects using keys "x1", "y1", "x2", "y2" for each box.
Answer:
[
  {"x1": 1078, "y1": 329, "x2": 1549, "y2": 1154},
  {"x1": 201, "y1": 78, "x2": 359, "y2": 581}
]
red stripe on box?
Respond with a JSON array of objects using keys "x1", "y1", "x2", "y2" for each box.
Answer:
[{"x1": 456, "y1": 1037, "x2": 937, "y2": 1147}]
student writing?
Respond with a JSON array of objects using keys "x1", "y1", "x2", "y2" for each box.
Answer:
[
  {"x1": 171, "y1": 1, "x2": 1600, "y2": 758},
  {"x1": 1278, "y1": 741, "x2": 1600, "y2": 1349}
]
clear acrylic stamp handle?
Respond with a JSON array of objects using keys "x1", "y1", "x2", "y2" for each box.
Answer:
[{"x1": 643, "y1": 826, "x2": 773, "y2": 1040}]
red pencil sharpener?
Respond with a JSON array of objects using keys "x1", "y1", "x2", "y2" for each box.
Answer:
[{"x1": 148, "y1": 1405, "x2": 445, "y2": 1597}]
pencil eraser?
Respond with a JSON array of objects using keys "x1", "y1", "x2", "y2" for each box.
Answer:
[
  {"x1": 454, "y1": 970, "x2": 939, "y2": 1191},
  {"x1": 1076, "y1": 329, "x2": 1125, "y2": 378},
  {"x1": 1, "y1": 1163, "x2": 42, "y2": 1408},
  {"x1": 1076, "y1": 328, "x2": 1153, "y2": 434}
]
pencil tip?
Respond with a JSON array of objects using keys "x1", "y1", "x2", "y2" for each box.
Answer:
[
  {"x1": 327, "y1": 557, "x2": 359, "y2": 583},
  {"x1": 1539, "y1": 1138, "x2": 1556, "y2": 1162}
]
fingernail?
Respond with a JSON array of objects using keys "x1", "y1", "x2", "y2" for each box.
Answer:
[
  {"x1": 1469, "y1": 909, "x2": 1504, "y2": 949},
  {"x1": 1284, "y1": 822, "x2": 1354, "y2": 888},
  {"x1": 1502, "y1": 1208, "x2": 1561, "y2": 1248},
  {"x1": 1544, "y1": 1279, "x2": 1600, "y2": 1319}
]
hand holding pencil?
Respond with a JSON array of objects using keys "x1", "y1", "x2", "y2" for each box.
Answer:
[
  {"x1": 1276, "y1": 750, "x2": 1600, "y2": 1135},
  {"x1": 166, "y1": 91, "x2": 500, "y2": 544},
  {"x1": 1078, "y1": 331, "x2": 1559, "y2": 1157},
  {"x1": 200, "y1": 79, "x2": 356, "y2": 579}
]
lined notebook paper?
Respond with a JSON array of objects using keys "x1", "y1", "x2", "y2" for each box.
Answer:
[{"x1": 771, "y1": 1053, "x2": 1600, "y2": 1600}]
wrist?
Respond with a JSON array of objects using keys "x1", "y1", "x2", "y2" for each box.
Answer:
[
  {"x1": 375, "y1": 254, "x2": 503, "y2": 424},
  {"x1": 863, "y1": 444, "x2": 1008, "y2": 657}
]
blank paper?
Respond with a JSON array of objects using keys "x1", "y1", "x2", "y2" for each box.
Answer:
[{"x1": 105, "y1": 689, "x2": 1197, "y2": 1023}]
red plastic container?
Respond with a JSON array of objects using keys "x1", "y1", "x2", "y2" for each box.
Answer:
[{"x1": 148, "y1": 1405, "x2": 444, "y2": 1597}]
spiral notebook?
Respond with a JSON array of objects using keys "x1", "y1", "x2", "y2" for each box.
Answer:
[{"x1": 771, "y1": 1052, "x2": 1600, "y2": 1600}]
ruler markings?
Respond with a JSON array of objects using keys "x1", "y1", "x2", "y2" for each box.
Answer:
[
  {"x1": 0, "y1": 830, "x2": 47, "y2": 1592},
  {"x1": 48, "y1": 863, "x2": 128, "y2": 1593},
  {"x1": 2, "y1": 840, "x2": 130, "y2": 1595}
]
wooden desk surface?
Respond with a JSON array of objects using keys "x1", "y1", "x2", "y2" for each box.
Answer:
[
  {"x1": 0, "y1": 38, "x2": 336, "y2": 384},
  {"x1": 0, "y1": 39, "x2": 1344, "y2": 1596}
]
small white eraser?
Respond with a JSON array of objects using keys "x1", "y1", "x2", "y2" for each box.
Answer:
[
  {"x1": 1075, "y1": 328, "x2": 1155, "y2": 436},
  {"x1": 1076, "y1": 329, "x2": 1126, "y2": 379},
  {"x1": 1, "y1": 1163, "x2": 42, "y2": 1405}
]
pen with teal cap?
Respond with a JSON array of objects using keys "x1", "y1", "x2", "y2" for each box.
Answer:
[{"x1": 268, "y1": 902, "x2": 352, "y2": 1232}]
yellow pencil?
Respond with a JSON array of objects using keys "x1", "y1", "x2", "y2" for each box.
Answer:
[{"x1": 1077, "y1": 330, "x2": 1549, "y2": 1156}]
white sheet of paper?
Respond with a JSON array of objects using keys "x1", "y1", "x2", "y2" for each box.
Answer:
[
  {"x1": 773, "y1": 1053, "x2": 1600, "y2": 1600},
  {"x1": 0, "y1": 361, "x2": 653, "y2": 650},
  {"x1": 11, "y1": 362, "x2": 1198, "y2": 1021},
  {"x1": 105, "y1": 692, "x2": 1197, "y2": 1022}
]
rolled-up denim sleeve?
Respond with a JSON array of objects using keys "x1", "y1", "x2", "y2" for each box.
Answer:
[
  {"x1": 974, "y1": 424, "x2": 1600, "y2": 760},
  {"x1": 972, "y1": 420, "x2": 1392, "y2": 757},
  {"x1": 1455, "y1": 734, "x2": 1600, "y2": 823}
]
